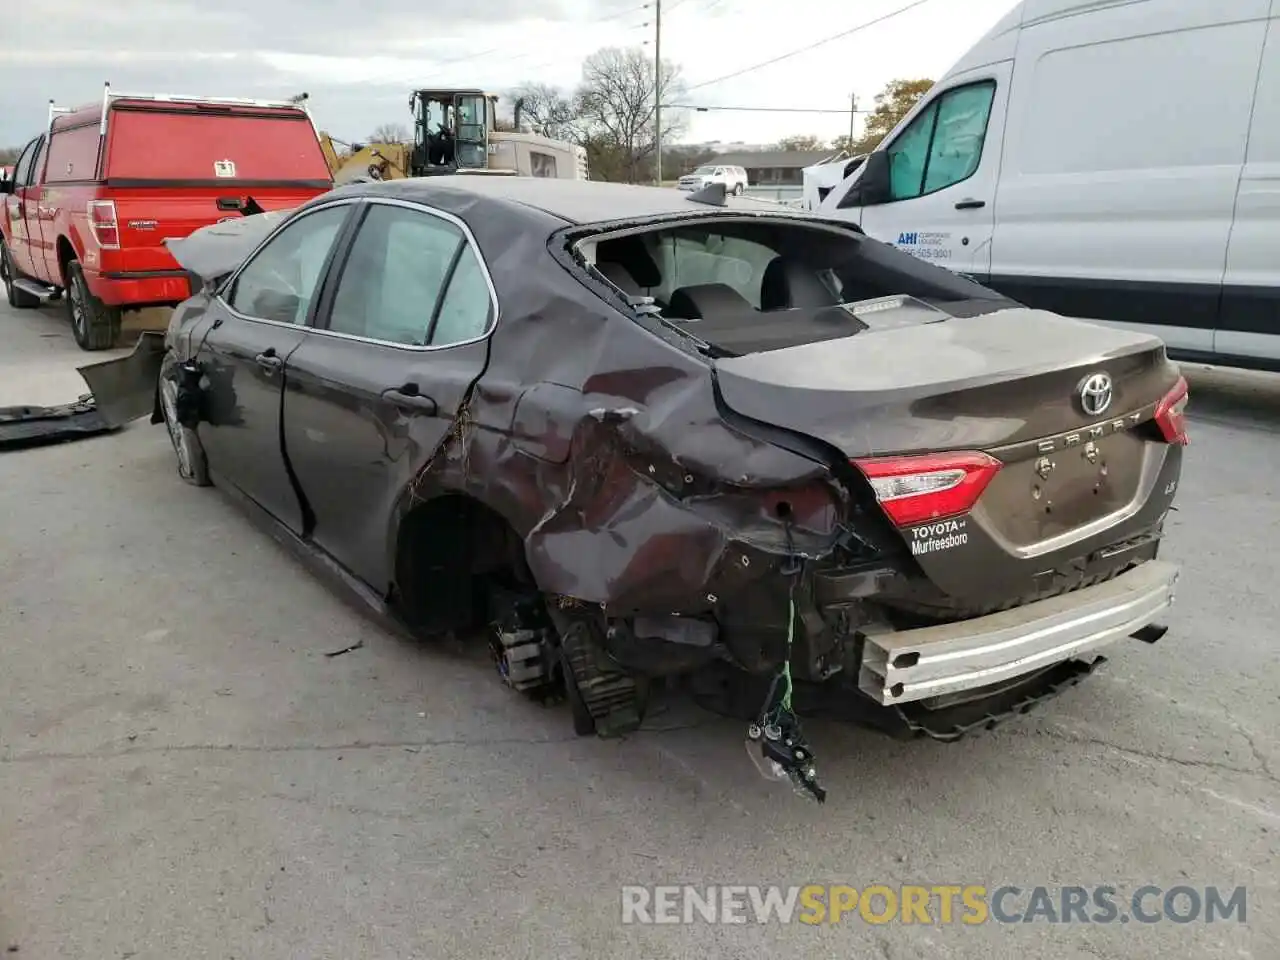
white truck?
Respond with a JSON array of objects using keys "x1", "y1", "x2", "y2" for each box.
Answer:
[{"x1": 819, "y1": 0, "x2": 1280, "y2": 371}]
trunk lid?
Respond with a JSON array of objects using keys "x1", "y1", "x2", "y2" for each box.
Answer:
[
  {"x1": 712, "y1": 307, "x2": 1174, "y2": 455},
  {"x1": 712, "y1": 307, "x2": 1185, "y2": 603}
]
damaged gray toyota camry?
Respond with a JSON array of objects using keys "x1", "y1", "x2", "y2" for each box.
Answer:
[{"x1": 83, "y1": 176, "x2": 1188, "y2": 802}]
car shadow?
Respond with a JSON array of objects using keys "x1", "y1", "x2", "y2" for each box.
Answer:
[{"x1": 1181, "y1": 362, "x2": 1280, "y2": 434}]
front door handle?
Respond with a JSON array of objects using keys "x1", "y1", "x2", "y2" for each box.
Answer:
[
  {"x1": 955, "y1": 199, "x2": 986, "y2": 210},
  {"x1": 383, "y1": 384, "x2": 437, "y2": 415},
  {"x1": 254, "y1": 350, "x2": 283, "y2": 375}
]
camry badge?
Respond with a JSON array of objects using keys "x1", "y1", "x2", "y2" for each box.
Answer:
[{"x1": 1078, "y1": 372, "x2": 1113, "y2": 417}]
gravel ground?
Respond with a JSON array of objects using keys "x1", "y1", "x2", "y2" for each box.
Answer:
[{"x1": 1, "y1": 301, "x2": 1277, "y2": 960}]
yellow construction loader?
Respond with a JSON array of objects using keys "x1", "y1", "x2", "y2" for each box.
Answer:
[{"x1": 313, "y1": 88, "x2": 588, "y2": 183}]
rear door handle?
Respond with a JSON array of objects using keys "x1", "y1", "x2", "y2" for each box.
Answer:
[
  {"x1": 383, "y1": 385, "x2": 437, "y2": 415},
  {"x1": 955, "y1": 199, "x2": 986, "y2": 210},
  {"x1": 254, "y1": 350, "x2": 283, "y2": 374}
]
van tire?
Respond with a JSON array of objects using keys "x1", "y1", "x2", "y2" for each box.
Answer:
[
  {"x1": 1, "y1": 241, "x2": 39, "y2": 309},
  {"x1": 66, "y1": 259, "x2": 121, "y2": 351}
]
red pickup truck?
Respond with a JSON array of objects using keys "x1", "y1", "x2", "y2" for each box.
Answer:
[{"x1": 0, "y1": 86, "x2": 334, "y2": 350}]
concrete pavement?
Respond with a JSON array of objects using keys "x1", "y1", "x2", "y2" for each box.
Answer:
[{"x1": 1, "y1": 301, "x2": 1276, "y2": 959}]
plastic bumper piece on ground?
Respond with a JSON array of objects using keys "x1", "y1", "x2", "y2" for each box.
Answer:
[{"x1": 858, "y1": 560, "x2": 1179, "y2": 706}]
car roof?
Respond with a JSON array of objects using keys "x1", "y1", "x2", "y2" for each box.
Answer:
[{"x1": 340, "y1": 175, "x2": 798, "y2": 226}]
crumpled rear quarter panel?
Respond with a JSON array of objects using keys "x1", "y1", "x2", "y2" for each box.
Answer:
[{"x1": 397, "y1": 188, "x2": 845, "y2": 614}]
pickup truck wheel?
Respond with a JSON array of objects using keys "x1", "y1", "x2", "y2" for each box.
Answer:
[
  {"x1": 158, "y1": 354, "x2": 210, "y2": 487},
  {"x1": 1, "y1": 241, "x2": 38, "y2": 309},
  {"x1": 66, "y1": 260, "x2": 121, "y2": 351}
]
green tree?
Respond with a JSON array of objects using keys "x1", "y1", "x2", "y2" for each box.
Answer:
[{"x1": 856, "y1": 78, "x2": 934, "y2": 152}]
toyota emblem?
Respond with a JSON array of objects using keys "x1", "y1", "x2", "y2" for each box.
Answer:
[{"x1": 1078, "y1": 372, "x2": 1114, "y2": 417}]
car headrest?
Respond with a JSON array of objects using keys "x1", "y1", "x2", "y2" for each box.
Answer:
[
  {"x1": 596, "y1": 234, "x2": 662, "y2": 288},
  {"x1": 667, "y1": 283, "x2": 753, "y2": 320},
  {"x1": 595, "y1": 261, "x2": 641, "y2": 295},
  {"x1": 760, "y1": 256, "x2": 840, "y2": 311}
]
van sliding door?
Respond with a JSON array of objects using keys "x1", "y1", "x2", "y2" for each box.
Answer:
[{"x1": 1217, "y1": 9, "x2": 1280, "y2": 362}]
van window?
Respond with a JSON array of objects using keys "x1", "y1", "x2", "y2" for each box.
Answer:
[
  {"x1": 103, "y1": 104, "x2": 331, "y2": 184},
  {"x1": 923, "y1": 83, "x2": 996, "y2": 193},
  {"x1": 887, "y1": 102, "x2": 939, "y2": 200},
  {"x1": 887, "y1": 81, "x2": 995, "y2": 200}
]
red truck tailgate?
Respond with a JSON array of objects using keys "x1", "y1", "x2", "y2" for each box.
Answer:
[{"x1": 102, "y1": 189, "x2": 322, "y2": 274}]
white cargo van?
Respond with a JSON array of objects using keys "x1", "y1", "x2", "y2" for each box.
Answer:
[{"x1": 818, "y1": 0, "x2": 1280, "y2": 369}]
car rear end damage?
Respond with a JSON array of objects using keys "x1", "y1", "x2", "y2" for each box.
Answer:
[
  {"x1": 857, "y1": 559, "x2": 1178, "y2": 707},
  {"x1": 74, "y1": 181, "x2": 1190, "y2": 805}
]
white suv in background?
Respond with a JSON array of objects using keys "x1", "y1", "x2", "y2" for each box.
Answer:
[{"x1": 676, "y1": 164, "x2": 748, "y2": 195}]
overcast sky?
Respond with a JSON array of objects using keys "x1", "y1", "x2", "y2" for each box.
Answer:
[{"x1": 1, "y1": 0, "x2": 1020, "y2": 149}]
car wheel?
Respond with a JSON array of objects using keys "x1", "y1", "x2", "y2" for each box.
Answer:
[
  {"x1": 732, "y1": 183, "x2": 744, "y2": 196},
  {"x1": 158, "y1": 354, "x2": 211, "y2": 487},
  {"x1": 1, "y1": 240, "x2": 38, "y2": 309},
  {"x1": 66, "y1": 259, "x2": 122, "y2": 351}
]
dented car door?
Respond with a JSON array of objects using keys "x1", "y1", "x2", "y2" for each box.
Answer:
[
  {"x1": 281, "y1": 199, "x2": 495, "y2": 593},
  {"x1": 197, "y1": 202, "x2": 354, "y2": 531}
]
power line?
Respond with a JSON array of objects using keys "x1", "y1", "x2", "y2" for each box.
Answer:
[
  {"x1": 667, "y1": 103, "x2": 873, "y2": 114},
  {"x1": 684, "y1": 0, "x2": 937, "y2": 92},
  {"x1": 415, "y1": 1, "x2": 652, "y2": 80}
]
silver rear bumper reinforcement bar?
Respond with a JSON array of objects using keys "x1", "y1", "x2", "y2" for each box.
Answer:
[{"x1": 859, "y1": 560, "x2": 1179, "y2": 706}]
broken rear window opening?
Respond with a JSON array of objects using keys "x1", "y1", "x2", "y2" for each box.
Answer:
[{"x1": 576, "y1": 217, "x2": 1015, "y2": 357}]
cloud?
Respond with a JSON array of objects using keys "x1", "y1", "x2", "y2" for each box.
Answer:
[{"x1": 0, "y1": 0, "x2": 1020, "y2": 147}]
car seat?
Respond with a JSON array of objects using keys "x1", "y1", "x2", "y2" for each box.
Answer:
[{"x1": 759, "y1": 256, "x2": 840, "y2": 310}]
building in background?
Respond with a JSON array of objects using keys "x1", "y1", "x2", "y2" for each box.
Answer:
[{"x1": 707, "y1": 149, "x2": 833, "y2": 187}]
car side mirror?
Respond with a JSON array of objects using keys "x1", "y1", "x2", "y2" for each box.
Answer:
[{"x1": 856, "y1": 150, "x2": 892, "y2": 206}]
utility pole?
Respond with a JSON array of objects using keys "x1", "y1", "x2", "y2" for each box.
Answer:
[
  {"x1": 848, "y1": 92, "x2": 858, "y2": 149},
  {"x1": 654, "y1": 0, "x2": 663, "y2": 185}
]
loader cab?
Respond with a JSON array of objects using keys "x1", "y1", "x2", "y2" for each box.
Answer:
[{"x1": 410, "y1": 88, "x2": 493, "y2": 175}]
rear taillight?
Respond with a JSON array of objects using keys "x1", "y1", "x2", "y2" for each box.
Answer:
[
  {"x1": 86, "y1": 200, "x2": 119, "y2": 249},
  {"x1": 852, "y1": 451, "x2": 1002, "y2": 528},
  {"x1": 1153, "y1": 375, "x2": 1189, "y2": 446}
]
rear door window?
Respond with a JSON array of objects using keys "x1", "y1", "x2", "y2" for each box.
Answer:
[
  {"x1": 326, "y1": 204, "x2": 494, "y2": 347},
  {"x1": 226, "y1": 205, "x2": 350, "y2": 324}
]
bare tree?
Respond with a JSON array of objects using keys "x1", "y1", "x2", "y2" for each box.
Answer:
[
  {"x1": 776, "y1": 135, "x2": 827, "y2": 152},
  {"x1": 575, "y1": 46, "x2": 686, "y2": 183},
  {"x1": 368, "y1": 123, "x2": 411, "y2": 144},
  {"x1": 507, "y1": 82, "x2": 581, "y2": 143}
]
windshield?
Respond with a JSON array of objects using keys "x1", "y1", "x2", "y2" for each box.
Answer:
[
  {"x1": 586, "y1": 218, "x2": 1014, "y2": 355},
  {"x1": 456, "y1": 95, "x2": 487, "y2": 142},
  {"x1": 692, "y1": 165, "x2": 716, "y2": 175}
]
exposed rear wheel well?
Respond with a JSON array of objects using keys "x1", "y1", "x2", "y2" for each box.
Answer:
[
  {"x1": 56, "y1": 236, "x2": 76, "y2": 285},
  {"x1": 392, "y1": 494, "x2": 531, "y2": 636}
]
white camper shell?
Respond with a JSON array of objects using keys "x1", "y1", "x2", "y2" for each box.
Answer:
[{"x1": 819, "y1": 0, "x2": 1280, "y2": 369}]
